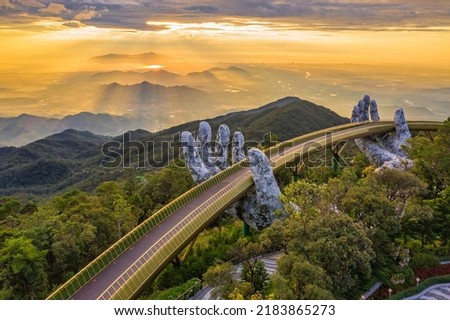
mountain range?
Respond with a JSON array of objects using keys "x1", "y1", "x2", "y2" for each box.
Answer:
[
  {"x1": 0, "y1": 112, "x2": 147, "y2": 147},
  {"x1": 96, "y1": 81, "x2": 211, "y2": 117},
  {"x1": 90, "y1": 52, "x2": 173, "y2": 65},
  {"x1": 0, "y1": 97, "x2": 348, "y2": 198},
  {"x1": 1, "y1": 61, "x2": 446, "y2": 137}
]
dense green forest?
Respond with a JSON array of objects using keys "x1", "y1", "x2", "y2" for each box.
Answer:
[
  {"x1": 0, "y1": 119, "x2": 448, "y2": 300},
  {"x1": 0, "y1": 160, "x2": 195, "y2": 299}
]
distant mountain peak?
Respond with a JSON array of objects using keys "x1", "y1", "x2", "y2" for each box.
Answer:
[
  {"x1": 186, "y1": 70, "x2": 217, "y2": 79},
  {"x1": 257, "y1": 96, "x2": 302, "y2": 111},
  {"x1": 64, "y1": 111, "x2": 95, "y2": 117},
  {"x1": 104, "y1": 80, "x2": 204, "y2": 92},
  {"x1": 45, "y1": 128, "x2": 107, "y2": 141},
  {"x1": 91, "y1": 52, "x2": 158, "y2": 59},
  {"x1": 209, "y1": 66, "x2": 249, "y2": 73},
  {"x1": 90, "y1": 52, "x2": 171, "y2": 64},
  {"x1": 16, "y1": 113, "x2": 40, "y2": 119},
  {"x1": 227, "y1": 66, "x2": 249, "y2": 73}
]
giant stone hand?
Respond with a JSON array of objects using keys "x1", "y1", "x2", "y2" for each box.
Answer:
[
  {"x1": 181, "y1": 121, "x2": 284, "y2": 229},
  {"x1": 351, "y1": 95, "x2": 413, "y2": 171}
]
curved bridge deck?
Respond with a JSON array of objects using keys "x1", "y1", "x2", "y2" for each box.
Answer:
[{"x1": 47, "y1": 121, "x2": 442, "y2": 300}]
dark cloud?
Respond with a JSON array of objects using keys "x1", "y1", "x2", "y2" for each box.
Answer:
[
  {"x1": 1, "y1": 1, "x2": 449, "y2": 31},
  {"x1": 17, "y1": 0, "x2": 45, "y2": 8},
  {"x1": 185, "y1": 5, "x2": 219, "y2": 14},
  {"x1": 0, "y1": 0, "x2": 14, "y2": 8}
]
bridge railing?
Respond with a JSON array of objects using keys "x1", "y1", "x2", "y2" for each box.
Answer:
[
  {"x1": 109, "y1": 167, "x2": 255, "y2": 299},
  {"x1": 262, "y1": 122, "x2": 362, "y2": 158},
  {"x1": 47, "y1": 160, "x2": 246, "y2": 300}
]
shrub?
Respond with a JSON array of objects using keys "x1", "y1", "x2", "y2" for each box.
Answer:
[
  {"x1": 389, "y1": 275, "x2": 450, "y2": 300},
  {"x1": 149, "y1": 278, "x2": 201, "y2": 300},
  {"x1": 378, "y1": 265, "x2": 414, "y2": 288},
  {"x1": 409, "y1": 253, "x2": 440, "y2": 271}
]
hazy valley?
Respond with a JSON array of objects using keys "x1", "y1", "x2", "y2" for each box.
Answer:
[{"x1": 0, "y1": 54, "x2": 448, "y2": 148}]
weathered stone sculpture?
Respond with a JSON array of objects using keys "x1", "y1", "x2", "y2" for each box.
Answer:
[
  {"x1": 232, "y1": 131, "x2": 246, "y2": 164},
  {"x1": 198, "y1": 121, "x2": 212, "y2": 148},
  {"x1": 370, "y1": 99, "x2": 380, "y2": 122},
  {"x1": 243, "y1": 148, "x2": 284, "y2": 229},
  {"x1": 382, "y1": 108, "x2": 411, "y2": 158},
  {"x1": 181, "y1": 121, "x2": 284, "y2": 229},
  {"x1": 352, "y1": 95, "x2": 413, "y2": 171},
  {"x1": 181, "y1": 131, "x2": 213, "y2": 183},
  {"x1": 196, "y1": 121, "x2": 221, "y2": 176},
  {"x1": 197, "y1": 122, "x2": 212, "y2": 166},
  {"x1": 354, "y1": 134, "x2": 413, "y2": 170},
  {"x1": 351, "y1": 105, "x2": 361, "y2": 123},
  {"x1": 215, "y1": 124, "x2": 230, "y2": 170},
  {"x1": 358, "y1": 95, "x2": 371, "y2": 121}
]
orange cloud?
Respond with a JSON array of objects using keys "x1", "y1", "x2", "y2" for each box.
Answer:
[
  {"x1": 39, "y1": 3, "x2": 72, "y2": 15},
  {"x1": 74, "y1": 6, "x2": 109, "y2": 21}
]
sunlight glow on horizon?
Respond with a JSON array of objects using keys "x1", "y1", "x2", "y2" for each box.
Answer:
[
  {"x1": 145, "y1": 65, "x2": 165, "y2": 70},
  {"x1": 146, "y1": 20, "x2": 276, "y2": 36},
  {"x1": 0, "y1": 15, "x2": 450, "y2": 73},
  {"x1": 0, "y1": 1, "x2": 448, "y2": 122}
]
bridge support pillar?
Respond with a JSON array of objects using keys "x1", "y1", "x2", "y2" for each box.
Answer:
[
  {"x1": 173, "y1": 236, "x2": 198, "y2": 266},
  {"x1": 289, "y1": 158, "x2": 305, "y2": 182},
  {"x1": 424, "y1": 131, "x2": 435, "y2": 142},
  {"x1": 332, "y1": 154, "x2": 340, "y2": 174},
  {"x1": 243, "y1": 222, "x2": 250, "y2": 237},
  {"x1": 330, "y1": 140, "x2": 348, "y2": 174}
]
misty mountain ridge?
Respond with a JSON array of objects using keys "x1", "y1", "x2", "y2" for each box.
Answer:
[
  {"x1": 88, "y1": 66, "x2": 248, "y2": 90},
  {"x1": 145, "y1": 96, "x2": 348, "y2": 143},
  {"x1": 378, "y1": 105, "x2": 445, "y2": 121},
  {"x1": 0, "y1": 96, "x2": 348, "y2": 197},
  {"x1": 1, "y1": 59, "x2": 448, "y2": 127},
  {"x1": 0, "y1": 112, "x2": 147, "y2": 147},
  {"x1": 0, "y1": 128, "x2": 112, "y2": 197},
  {"x1": 90, "y1": 52, "x2": 172, "y2": 64},
  {"x1": 98, "y1": 81, "x2": 209, "y2": 115}
]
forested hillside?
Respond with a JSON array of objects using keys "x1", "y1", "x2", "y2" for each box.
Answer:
[{"x1": 0, "y1": 97, "x2": 347, "y2": 198}]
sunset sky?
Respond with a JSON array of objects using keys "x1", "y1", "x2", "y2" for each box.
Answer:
[{"x1": 1, "y1": 0, "x2": 450, "y2": 73}]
